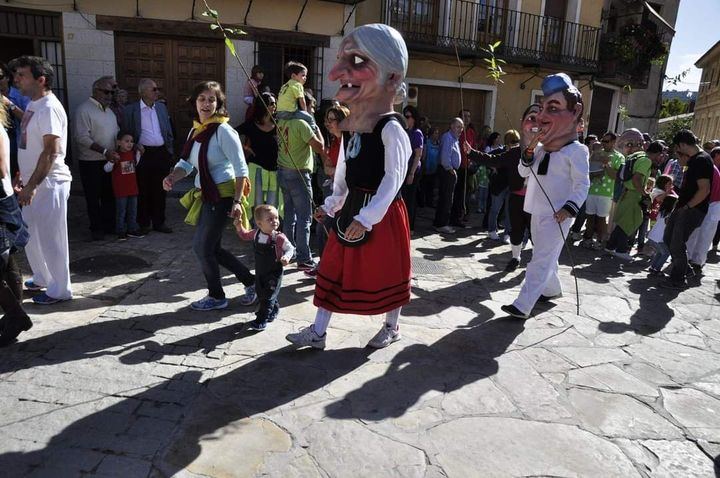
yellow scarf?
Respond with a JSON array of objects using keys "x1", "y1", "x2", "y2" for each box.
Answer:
[{"x1": 191, "y1": 115, "x2": 229, "y2": 138}]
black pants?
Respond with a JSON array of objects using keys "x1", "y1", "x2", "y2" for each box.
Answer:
[
  {"x1": 607, "y1": 226, "x2": 631, "y2": 254},
  {"x1": 401, "y1": 172, "x2": 420, "y2": 231},
  {"x1": 450, "y1": 167, "x2": 468, "y2": 224},
  {"x1": 434, "y1": 168, "x2": 457, "y2": 227},
  {"x1": 418, "y1": 172, "x2": 437, "y2": 208},
  {"x1": 1, "y1": 254, "x2": 23, "y2": 305},
  {"x1": 79, "y1": 160, "x2": 115, "y2": 233},
  {"x1": 509, "y1": 193, "x2": 531, "y2": 246},
  {"x1": 570, "y1": 202, "x2": 586, "y2": 234},
  {"x1": 137, "y1": 146, "x2": 172, "y2": 228},
  {"x1": 664, "y1": 207, "x2": 706, "y2": 283},
  {"x1": 192, "y1": 197, "x2": 254, "y2": 299},
  {"x1": 714, "y1": 222, "x2": 720, "y2": 248}
]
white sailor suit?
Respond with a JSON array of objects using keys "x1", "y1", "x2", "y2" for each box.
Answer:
[{"x1": 513, "y1": 141, "x2": 589, "y2": 315}]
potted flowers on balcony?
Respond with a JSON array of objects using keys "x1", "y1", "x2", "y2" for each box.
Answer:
[{"x1": 600, "y1": 22, "x2": 668, "y2": 79}]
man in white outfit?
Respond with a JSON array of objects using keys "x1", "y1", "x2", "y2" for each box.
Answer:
[
  {"x1": 501, "y1": 73, "x2": 589, "y2": 319},
  {"x1": 13, "y1": 56, "x2": 73, "y2": 305}
]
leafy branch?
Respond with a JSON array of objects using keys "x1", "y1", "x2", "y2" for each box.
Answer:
[
  {"x1": 201, "y1": 0, "x2": 246, "y2": 58},
  {"x1": 480, "y1": 41, "x2": 507, "y2": 84}
]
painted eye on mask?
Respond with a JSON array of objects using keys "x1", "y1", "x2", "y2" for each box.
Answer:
[{"x1": 353, "y1": 55, "x2": 366, "y2": 66}]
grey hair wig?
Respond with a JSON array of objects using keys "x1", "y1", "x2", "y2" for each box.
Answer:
[{"x1": 346, "y1": 23, "x2": 408, "y2": 104}]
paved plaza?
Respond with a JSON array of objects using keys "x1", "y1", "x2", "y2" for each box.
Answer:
[{"x1": 0, "y1": 193, "x2": 719, "y2": 477}]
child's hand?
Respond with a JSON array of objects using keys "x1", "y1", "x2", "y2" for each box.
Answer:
[
  {"x1": 314, "y1": 207, "x2": 327, "y2": 222},
  {"x1": 232, "y1": 216, "x2": 244, "y2": 231},
  {"x1": 280, "y1": 257, "x2": 290, "y2": 266}
]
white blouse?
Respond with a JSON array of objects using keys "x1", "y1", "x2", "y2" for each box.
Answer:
[{"x1": 321, "y1": 119, "x2": 411, "y2": 230}]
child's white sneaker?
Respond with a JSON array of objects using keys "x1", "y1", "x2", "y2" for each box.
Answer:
[{"x1": 367, "y1": 324, "x2": 401, "y2": 349}]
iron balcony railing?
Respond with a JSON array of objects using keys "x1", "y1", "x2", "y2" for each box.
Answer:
[{"x1": 383, "y1": 0, "x2": 601, "y2": 71}]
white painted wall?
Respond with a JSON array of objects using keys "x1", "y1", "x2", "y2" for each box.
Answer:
[
  {"x1": 322, "y1": 35, "x2": 343, "y2": 102},
  {"x1": 62, "y1": 12, "x2": 115, "y2": 114},
  {"x1": 225, "y1": 38, "x2": 256, "y2": 124}
]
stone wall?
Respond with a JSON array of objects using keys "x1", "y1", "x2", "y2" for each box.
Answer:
[{"x1": 62, "y1": 12, "x2": 115, "y2": 114}]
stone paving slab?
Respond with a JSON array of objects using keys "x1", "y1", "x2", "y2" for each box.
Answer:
[{"x1": 0, "y1": 199, "x2": 718, "y2": 477}]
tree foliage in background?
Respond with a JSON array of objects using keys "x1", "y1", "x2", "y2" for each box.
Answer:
[
  {"x1": 656, "y1": 116, "x2": 693, "y2": 145},
  {"x1": 659, "y1": 98, "x2": 688, "y2": 119}
]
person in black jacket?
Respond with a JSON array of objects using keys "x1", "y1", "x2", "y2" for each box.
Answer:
[{"x1": 466, "y1": 104, "x2": 539, "y2": 271}]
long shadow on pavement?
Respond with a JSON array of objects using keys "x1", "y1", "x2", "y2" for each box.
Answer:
[
  {"x1": 0, "y1": 345, "x2": 375, "y2": 475},
  {"x1": 0, "y1": 310, "x2": 527, "y2": 476},
  {"x1": 0, "y1": 308, "x2": 237, "y2": 375},
  {"x1": 598, "y1": 276, "x2": 681, "y2": 335},
  {"x1": 325, "y1": 314, "x2": 525, "y2": 420}
]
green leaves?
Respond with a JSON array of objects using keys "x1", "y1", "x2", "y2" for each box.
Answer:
[
  {"x1": 481, "y1": 41, "x2": 506, "y2": 84},
  {"x1": 201, "y1": 7, "x2": 218, "y2": 19},
  {"x1": 224, "y1": 37, "x2": 236, "y2": 57}
]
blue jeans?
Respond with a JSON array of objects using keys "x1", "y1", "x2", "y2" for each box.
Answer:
[
  {"x1": 116, "y1": 196, "x2": 138, "y2": 234},
  {"x1": 278, "y1": 168, "x2": 313, "y2": 264},
  {"x1": 476, "y1": 185, "x2": 489, "y2": 218},
  {"x1": 192, "y1": 197, "x2": 254, "y2": 299},
  {"x1": 649, "y1": 240, "x2": 670, "y2": 271},
  {"x1": 489, "y1": 188, "x2": 510, "y2": 234}
]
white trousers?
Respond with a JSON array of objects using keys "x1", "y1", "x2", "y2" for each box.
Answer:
[
  {"x1": 513, "y1": 214, "x2": 572, "y2": 315},
  {"x1": 686, "y1": 201, "x2": 720, "y2": 266},
  {"x1": 22, "y1": 179, "x2": 72, "y2": 299}
]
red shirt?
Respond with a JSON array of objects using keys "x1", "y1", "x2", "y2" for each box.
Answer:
[
  {"x1": 460, "y1": 127, "x2": 476, "y2": 169},
  {"x1": 327, "y1": 135, "x2": 342, "y2": 168},
  {"x1": 112, "y1": 150, "x2": 139, "y2": 197}
]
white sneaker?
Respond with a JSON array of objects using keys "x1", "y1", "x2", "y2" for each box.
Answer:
[
  {"x1": 435, "y1": 226, "x2": 456, "y2": 234},
  {"x1": 488, "y1": 231, "x2": 500, "y2": 240},
  {"x1": 367, "y1": 324, "x2": 401, "y2": 349},
  {"x1": 286, "y1": 325, "x2": 326, "y2": 349},
  {"x1": 502, "y1": 234, "x2": 511, "y2": 244}
]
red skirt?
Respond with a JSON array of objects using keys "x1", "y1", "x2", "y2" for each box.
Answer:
[{"x1": 314, "y1": 199, "x2": 411, "y2": 315}]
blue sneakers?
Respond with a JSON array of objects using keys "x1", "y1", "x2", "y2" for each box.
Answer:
[
  {"x1": 190, "y1": 295, "x2": 229, "y2": 311},
  {"x1": 238, "y1": 285, "x2": 258, "y2": 306},
  {"x1": 24, "y1": 279, "x2": 44, "y2": 291},
  {"x1": 32, "y1": 293, "x2": 69, "y2": 305}
]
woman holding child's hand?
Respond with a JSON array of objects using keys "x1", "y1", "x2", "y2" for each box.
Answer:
[{"x1": 162, "y1": 81, "x2": 257, "y2": 312}]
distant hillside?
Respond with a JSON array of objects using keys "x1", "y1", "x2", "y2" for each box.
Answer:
[{"x1": 662, "y1": 90, "x2": 697, "y2": 102}]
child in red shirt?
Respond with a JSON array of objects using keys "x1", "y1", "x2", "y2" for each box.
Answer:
[{"x1": 104, "y1": 132, "x2": 143, "y2": 240}]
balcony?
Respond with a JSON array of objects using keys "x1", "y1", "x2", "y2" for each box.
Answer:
[
  {"x1": 596, "y1": 3, "x2": 674, "y2": 89},
  {"x1": 382, "y1": 0, "x2": 601, "y2": 72}
]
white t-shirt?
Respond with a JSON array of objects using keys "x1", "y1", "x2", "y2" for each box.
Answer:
[
  {"x1": 18, "y1": 92, "x2": 72, "y2": 183},
  {"x1": 0, "y1": 127, "x2": 14, "y2": 197}
]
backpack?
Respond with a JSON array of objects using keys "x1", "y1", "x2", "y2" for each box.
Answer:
[{"x1": 617, "y1": 154, "x2": 639, "y2": 183}]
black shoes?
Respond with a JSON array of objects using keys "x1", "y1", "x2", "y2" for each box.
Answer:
[
  {"x1": 500, "y1": 304, "x2": 530, "y2": 319},
  {"x1": 0, "y1": 314, "x2": 33, "y2": 347},
  {"x1": 538, "y1": 293, "x2": 562, "y2": 303},
  {"x1": 505, "y1": 258, "x2": 520, "y2": 272},
  {"x1": 153, "y1": 224, "x2": 173, "y2": 234}
]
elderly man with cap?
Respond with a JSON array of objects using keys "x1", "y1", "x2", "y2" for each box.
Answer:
[
  {"x1": 604, "y1": 129, "x2": 652, "y2": 261},
  {"x1": 500, "y1": 73, "x2": 589, "y2": 320}
]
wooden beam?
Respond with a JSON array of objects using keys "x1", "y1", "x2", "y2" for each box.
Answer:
[{"x1": 95, "y1": 15, "x2": 330, "y2": 47}]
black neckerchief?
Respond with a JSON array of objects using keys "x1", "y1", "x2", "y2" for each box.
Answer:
[{"x1": 537, "y1": 140, "x2": 579, "y2": 175}]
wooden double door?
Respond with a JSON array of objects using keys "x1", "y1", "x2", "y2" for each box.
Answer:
[{"x1": 115, "y1": 33, "x2": 225, "y2": 154}]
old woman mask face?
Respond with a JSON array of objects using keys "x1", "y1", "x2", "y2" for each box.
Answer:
[{"x1": 328, "y1": 24, "x2": 407, "y2": 110}]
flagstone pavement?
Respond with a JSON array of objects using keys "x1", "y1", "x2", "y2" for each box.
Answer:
[{"x1": 0, "y1": 194, "x2": 718, "y2": 477}]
